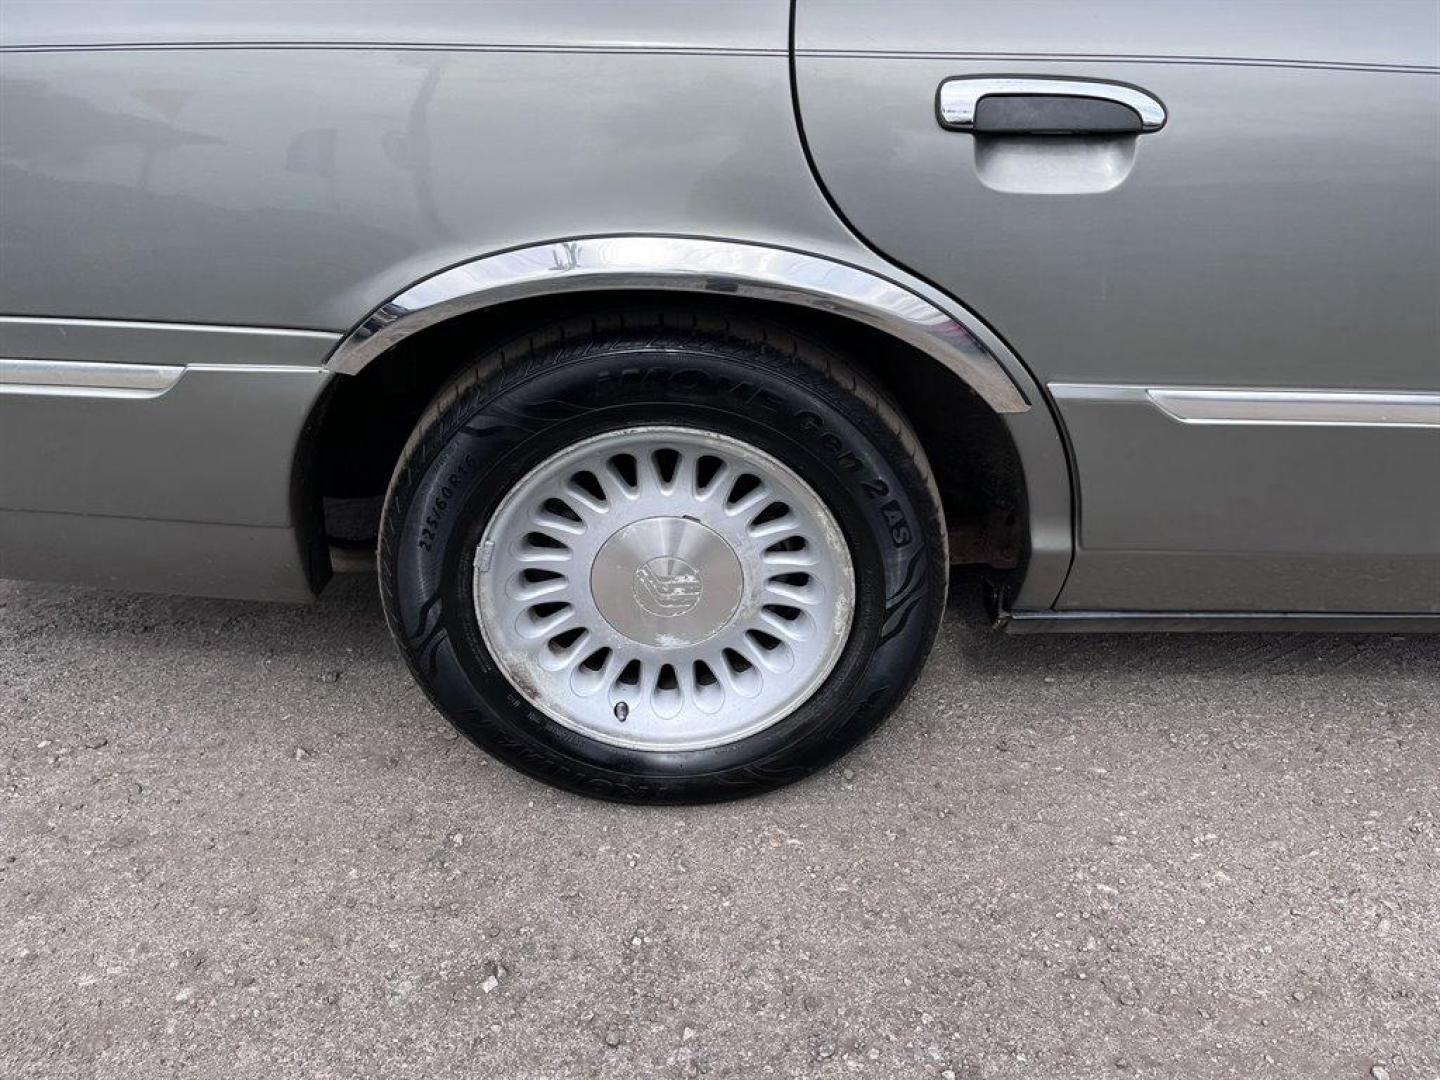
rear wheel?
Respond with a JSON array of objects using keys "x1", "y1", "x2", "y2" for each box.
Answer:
[{"x1": 379, "y1": 312, "x2": 947, "y2": 802}]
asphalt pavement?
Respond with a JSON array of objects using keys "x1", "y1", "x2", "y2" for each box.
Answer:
[{"x1": 2, "y1": 573, "x2": 1436, "y2": 1079}]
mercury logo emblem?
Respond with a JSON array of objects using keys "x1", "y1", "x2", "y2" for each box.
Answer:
[{"x1": 633, "y1": 556, "x2": 703, "y2": 618}]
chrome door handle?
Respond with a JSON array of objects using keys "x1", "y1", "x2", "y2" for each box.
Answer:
[{"x1": 938, "y1": 77, "x2": 1166, "y2": 135}]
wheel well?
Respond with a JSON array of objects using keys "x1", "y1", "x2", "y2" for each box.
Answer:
[{"x1": 311, "y1": 292, "x2": 1027, "y2": 572}]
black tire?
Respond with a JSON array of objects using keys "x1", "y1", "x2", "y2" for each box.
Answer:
[{"x1": 378, "y1": 310, "x2": 947, "y2": 803}]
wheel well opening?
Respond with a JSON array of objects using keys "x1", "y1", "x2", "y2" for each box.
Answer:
[{"x1": 311, "y1": 292, "x2": 1028, "y2": 577}]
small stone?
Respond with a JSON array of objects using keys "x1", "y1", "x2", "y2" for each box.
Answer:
[
  {"x1": 1370, "y1": 1066, "x2": 1390, "y2": 1080},
  {"x1": 682, "y1": 1026, "x2": 696, "y2": 1041},
  {"x1": 479, "y1": 958, "x2": 507, "y2": 989},
  {"x1": 320, "y1": 671, "x2": 341, "y2": 683},
  {"x1": 604, "y1": 1030, "x2": 623, "y2": 1048},
  {"x1": 293, "y1": 747, "x2": 310, "y2": 761},
  {"x1": 174, "y1": 987, "x2": 195, "y2": 1004},
  {"x1": 816, "y1": 1042, "x2": 836, "y2": 1060},
  {"x1": 841, "y1": 768, "x2": 855, "y2": 782},
  {"x1": 1291, "y1": 990, "x2": 1307, "y2": 1002},
  {"x1": 84, "y1": 736, "x2": 109, "y2": 750}
]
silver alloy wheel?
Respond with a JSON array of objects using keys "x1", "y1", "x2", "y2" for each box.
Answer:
[{"x1": 473, "y1": 425, "x2": 856, "y2": 751}]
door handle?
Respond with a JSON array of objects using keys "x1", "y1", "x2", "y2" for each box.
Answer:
[{"x1": 938, "y1": 78, "x2": 1166, "y2": 135}]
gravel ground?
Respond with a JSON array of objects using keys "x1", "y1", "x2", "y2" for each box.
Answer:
[{"x1": 1, "y1": 573, "x2": 1436, "y2": 1080}]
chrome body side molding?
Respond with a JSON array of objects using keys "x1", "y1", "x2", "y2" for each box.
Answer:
[
  {"x1": 326, "y1": 237, "x2": 1032, "y2": 414},
  {"x1": 1148, "y1": 388, "x2": 1440, "y2": 428},
  {"x1": 0, "y1": 357, "x2": 325, "y2": 399},
  {"x1": 1, "y1": 357, "x2": 183, "y2": 398},
  {"x1": 998, "y1": 609, "x2": 1440, "y2": 634},
  {"x1": 0, "y1": 315, "x2": 339, "y2": 367},
  {"x1": 1050, "y1": 383, "x2": 1440, "y2": 428},
  {"x1": 0, "y1": 315, "x2": 333, "y2": 397}
]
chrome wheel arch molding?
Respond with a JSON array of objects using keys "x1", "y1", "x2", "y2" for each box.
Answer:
[
  {"x1": 323, "y1": 235, "x2": 1031, "y2": 415},
  {"x1": 322, "y1": 234, "x2": 1077, "y2": 612}
]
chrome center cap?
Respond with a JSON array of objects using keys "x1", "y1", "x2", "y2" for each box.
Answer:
[{"x1": 590, "y1": 517, "x2": 743, "y2": 647}]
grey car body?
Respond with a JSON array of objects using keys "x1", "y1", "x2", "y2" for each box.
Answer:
[{"x1": 2, "y1": 0, "x2": 1438, "y2": 628}]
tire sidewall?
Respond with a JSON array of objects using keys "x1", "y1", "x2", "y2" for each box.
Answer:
[{"x1": 381, "y1": 337, "x2": 944, "y2": 802}]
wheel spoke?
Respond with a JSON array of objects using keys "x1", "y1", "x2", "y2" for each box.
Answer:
[
  {"x1": 562, "y1": 477, "x2": 608, "y2": 514},
  {"x1": 517, "y1": 602, "x2": 575, "y2": 640},
  {"x1": 763, "y1": 577, "x2": 821, "y2": 606},
  {"x1": 724, "y1": 478, "x2": 771, "y2": 517},
  {"x1": 510, "y1": 574, "x2": 569, "y2": 603},
  {"x1": 757, "y1": 605, "x2": 815, "y2": 643}
]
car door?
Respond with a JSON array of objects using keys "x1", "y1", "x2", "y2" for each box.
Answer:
[{"x1": 794, "y1": 0, "x2": 1440, "y2": 613}]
